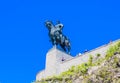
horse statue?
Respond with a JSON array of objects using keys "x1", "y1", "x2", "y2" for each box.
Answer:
[{"x1": 45, "y1": 20, "x2": 71, "y2": 54}]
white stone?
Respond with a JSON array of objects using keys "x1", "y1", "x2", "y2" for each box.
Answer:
[
  {"x1": 36, "y1": 47, "x2": 73, "y2": 80},
  {"x1": 36, "y1": 39, "x2": 120, "y2": 81}
]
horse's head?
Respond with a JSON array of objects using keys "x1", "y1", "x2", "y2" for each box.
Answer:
[{"x1": 45, "y1": 21, "x2": 54, "y2": 30}]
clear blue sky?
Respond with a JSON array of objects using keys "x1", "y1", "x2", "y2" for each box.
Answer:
[{"x1": 0, "y1": 0, "x2": 120, "y2": 83}]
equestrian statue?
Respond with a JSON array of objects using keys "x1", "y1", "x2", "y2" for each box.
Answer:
[{"x1": 45, "y1": 20, "x2": 71, "y2": 54}]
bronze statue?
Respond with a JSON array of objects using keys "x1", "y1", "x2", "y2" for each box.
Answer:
[{"x1": 45, "y1": 20, "x2": 71, "y2": 54}]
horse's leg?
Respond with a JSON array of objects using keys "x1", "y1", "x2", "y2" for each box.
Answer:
[
  {"x1": 60, "y1": 44, "x2": 66, "y2": 52},
  {"x1": 53, "y1": 36, "x2": 57, "y2": 45},
  {"x1": 65, "y1": 42, "x2": 71, "y2": 54},
  {"x1": 67, "y1": 45, "x2": 71, "y2": 54},
  {"x1": 50, "y1": 38, "x2": 54, "y2": 45}
]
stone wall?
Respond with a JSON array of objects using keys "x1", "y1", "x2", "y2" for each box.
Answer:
[
  {"x1": 60, "y1": 43, "x2": 109, "y2": 73},
  {"x1": 45, "y1": 47, "x2": 73, "y2": 77},
  {"x1": 36, "y1": 39, "x2": 120, "y2": 81},
  {"x1": 36, "y1": 70, "x2": 45, "y2": 80},
  {"x1": 36, "y1": 46, "x2": 73, "y2": 80}
]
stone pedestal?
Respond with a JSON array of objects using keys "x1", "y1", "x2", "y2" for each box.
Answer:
[
  {"x1": 45, "y1": 47, "x2": 73, "y2": 77},
  {"x1": 36, "y1": 47, "x2": 73, "y2": 80}
]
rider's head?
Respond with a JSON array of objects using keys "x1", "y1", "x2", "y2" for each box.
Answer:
[{"x1": 56, "y1": 20, "x2": 60, "y2": 24}]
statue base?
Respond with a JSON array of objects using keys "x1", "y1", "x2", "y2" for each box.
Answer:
[{"x1": 36, "y1": 47, "x2": 73, "y2": 80}]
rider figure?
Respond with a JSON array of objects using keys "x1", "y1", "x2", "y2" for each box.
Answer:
[{"x1": 45, "y1": 20, "x2": 71, "y2": 54}]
